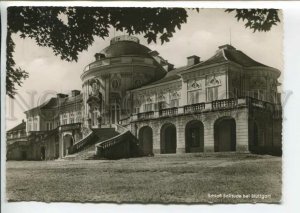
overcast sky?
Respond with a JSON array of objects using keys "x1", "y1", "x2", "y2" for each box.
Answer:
[{"x1": 6, "y1": 9, "x2": 283, "y2": 130}]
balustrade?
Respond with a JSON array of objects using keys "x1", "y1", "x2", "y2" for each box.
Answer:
[
  {"x1": 212, "y1": 99, "x2": 237, "y2": 109},
  {"x1": 184, "y1": 103, "x2": 205, "y2": 113},
  {"x1": 159, "y1": 107, "x2": 178, "y2": 117}
]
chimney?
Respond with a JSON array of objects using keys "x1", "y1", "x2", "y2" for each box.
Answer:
[
  {"x1": 71, "y1": 90, "x2": 80, "y2": 97},
  {"x1": 187, "y1": 55, "x2": 200, "y2": 66},
  {"x1": 94, "y1": 53, "x2": 105, "y2": 61},
  {"x1": 56, "y1": 93, "x2": 68, "y2": 99}
]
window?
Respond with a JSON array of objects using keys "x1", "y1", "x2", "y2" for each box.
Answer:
[
  {"x1": 111, "y1": 79, "x2": 120, "y2": 89},
  {"x1": 70, "y1": 113, "x2": 75, "y2": 124},
  {"x1": 207, "y1": 87, "x2": 218, "y2": 102},
  {"x1": 93, "y1": 110, "x2": 98, "y2": 126},
  {"x1": 134, "y1": 107, "x2": 140, "y2": 114},
  {"x1": 62, "y1": 114, "x2": 68, "y2": 125},
  {"x1": 155, "y1": 101, "x2": 166, "y2": 110},
  {"x1": 144, "y1": 103, "x2": 153, "y2": 112},
  {"x1": 33, "y1": 117, "x2": 38, "y2": 131},
  {"x1": 28, "y1": 123, "x2": 32, "y2": 131},
  {"x1": 76, "y1": 111, "x2": 82, "y2": 123},
  {"x1": 233, "y1": 88, "x2": 239, "y2": 98},
  {"x1": 188, "y1": 90, "x2": 201, "y2": 104},
  {"x1": 169, "y1": 91, "x2": 180, "y2": 108},
  {"x1": 170, "y1": 99, "x2": 179, "y2": 108}
]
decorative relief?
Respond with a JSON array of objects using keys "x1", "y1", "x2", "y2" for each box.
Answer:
[
  {"x1": 89, "y1": 79, "x2": 101, "y2": 96},
  {"x1": 134, "y1": 79, "x2": 143, "y2": 88},
  {"x1": 135, "y1": 81, "x2": 181, "y2": 98},
  {"x1": 182, "y1": 65, "x2": 227, "y2": 81},
  {"x1": 187, "y1": 79, "x2": 202, "y2": 91},
  {"x1": 206, "y1": 75, "x2": 221, "y2": 87},
  {"x1": 156, "y1": 94, "x2": 166, "y2": 102},
  {"x1": 146, "y1": 96, "x2": 153, "y2": 103},
  {"x1": 170, "y1": 91, "x2": 181, "y2": 100},
  {"x1": 111, "y1": 78, "x2": 121, "y2": 89}
]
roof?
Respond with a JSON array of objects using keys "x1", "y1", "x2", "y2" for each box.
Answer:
[
  {"x1": 136, "y1": 65, "x2": 188, "y2": 89},
  {"x1": 7, "y1": 121, "x2": 26, "y2": 133},
  {"x1": 25, "y1": 94, "x2": 83, "y2": 114},
  {"x1": 191, "y1": 44, "x2": 269, "y2": 69},
  {"x1": 100, "y1": 40, "x2": 152, "y2": 58},
  {"x1": 25, "y1": 97, "x2": 58, "y2": 113}
]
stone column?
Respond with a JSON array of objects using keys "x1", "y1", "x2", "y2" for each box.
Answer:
[
  {"x1": 203, "y1": 117, "x2": 214, "y2": 152},
  {"x1": 235, "y1": 108, "x2": 249, "y2": 152},
  {"x1": 152, "y1": 122, "x2": 161, "y2": 154},
  {"x1": 58, "y1": 130, "x2": 64, "y2": 158},
  {"x1": 176, "y1": 118, "x2": 186, "y2": 153}
]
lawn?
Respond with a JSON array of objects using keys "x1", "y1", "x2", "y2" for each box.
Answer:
[{"x1": 6, "y1": 153, "x2": 282, "y2": 203}]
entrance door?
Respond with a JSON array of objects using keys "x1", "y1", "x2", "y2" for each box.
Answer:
[
  {"x1": 161, "y1": 123, "x2": 177, "y2": 154},
  {"x1": 185, "y1": 120, "x2": 204, "y2": 153},
  {"x1": 214, "y1": 118, "x2": 236, "y2": 152},
  {"x1": 138, "y1": 126, "x2": 153, "y2": 155},
  {"x1": 111, "y1": 104, "x2": 120, "y2": 124}
]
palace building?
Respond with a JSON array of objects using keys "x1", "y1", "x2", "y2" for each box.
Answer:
[{"x1": 6, "y1": 35, "x2": 282, "y2": 160}]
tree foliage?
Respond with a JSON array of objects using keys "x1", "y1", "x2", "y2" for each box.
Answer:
[
  {"x1": 6, "y1": 7, "x2": 280, "y2": 98},
  {"x1": 226, "y1": 9, "x2": 280, "y2": 32}
]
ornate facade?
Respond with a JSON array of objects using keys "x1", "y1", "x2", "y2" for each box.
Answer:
[{"x1": 6, "y1": 35, "x2": 282, "y2": 160}]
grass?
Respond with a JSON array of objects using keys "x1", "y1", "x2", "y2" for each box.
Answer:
[{"x1": 6, "y1": 153, "x2": 282, "y2": 203}]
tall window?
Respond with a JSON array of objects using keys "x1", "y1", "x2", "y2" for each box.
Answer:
[
  {"x1": 144, "y1": 103, "x2": 153, "y2": 112},
  {"x1": 144, "y1": 97, "x2": 153, "y2": 112},
  {"x1": 70, "y1": 113, "x2": 75, "y2": 124},
  {"x1": 206, "y1": 75, "x2": 221, "y2": 102},
  {"x1": 188, "y1": 90, "x2": 201, "y2": 104},
  {"x1": 207, "y1": 87, "x2": 218, "y2": 102},
  {"x1": 76, "y1": 111, "x2": 82, "y2": 123},
  {"x1": 187, "y1": 79, "x2": 202, "y2": 104},
  {"x1": 169, "y1": 91, "x2": 180, "y2": 107},
  {"x1": 33, "y1": 117, "x2": 38, "y2": 131},
  {"x1": 62, "y1": 114, "x2": 68, "y2": 125},
  {"x1": 170, "y1": 99, "x2": 179, "y2": 108},
  {"x1": 155, "y1": 101, "x2": 166, "y2": 110},
  {"x1": 133, "y1": 99, "x2": 141, "y2": 114},
  {"x1": 28, "y1": 118, "x2": 32, "y2": 131}
]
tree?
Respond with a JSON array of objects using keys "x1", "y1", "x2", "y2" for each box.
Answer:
[{"x1": 6, "y1": 7, "x2": 280, "y2": 98}]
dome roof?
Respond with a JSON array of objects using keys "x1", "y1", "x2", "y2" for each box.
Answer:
[{"x1": 100, "y1": 35, "x2": 151, "y2": 58}]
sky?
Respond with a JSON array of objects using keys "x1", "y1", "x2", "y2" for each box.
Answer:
[{"x1": 5, "y1": 9, "x2": 283, "y2": 130}]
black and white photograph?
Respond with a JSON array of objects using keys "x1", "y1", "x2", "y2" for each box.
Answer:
[{"x1": 2, "y1": 2, "x2": 299, "y2": 212}]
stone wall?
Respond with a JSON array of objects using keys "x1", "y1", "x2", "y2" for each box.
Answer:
[{"x1": 133, "y1": 107, "x2": 249, "y2": 154}]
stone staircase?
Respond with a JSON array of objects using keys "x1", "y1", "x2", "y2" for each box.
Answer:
[
  {"x1": 64, "y1": 127, "x2": 119, "y2": 160},
  {"x1": 64, "y1": 124, "x2": 141, "y2": 160}
]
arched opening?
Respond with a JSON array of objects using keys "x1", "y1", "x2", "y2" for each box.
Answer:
[
  {"x1": 185, "y1": 120, "x2": 204, "y2": 153},
  {"x1": 160, "y1": 123, "x2": 177, "y2": 154},
  {"x1": 40, "y1": 147, "x2": 46, "y2": 160},
  {"x1": 138, "y1": 126, "x2": 153, "y2": 156},
  {"x1": 214, "y1": 117, "x2": 236, "y2": 152},
  {"x1": 63, "y1": 134, "x2": 73, "y2": 156},
  {"x1": 21, "y1": 150, "x2": 27, "y2": 160}
]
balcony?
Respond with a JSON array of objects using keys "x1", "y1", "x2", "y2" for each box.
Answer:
[
  {"x1": 184, "y1": 103, "x2": 205, "y2": 114},
  {"x1": 212, "y1": 99, "x2": 237, "y2": 110},
  {"x1": 59, "y1": 123, "x2": 82, "y2": 132},
  {"x1": 159, "y1": 107, "x2": 178, "y2": 117},
  {"x1": 137, "y1": 111, "x2": 155, "y2": 120},
  {"x1": 130, "y1": 97, "x2": 280, "y2": 122}
]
